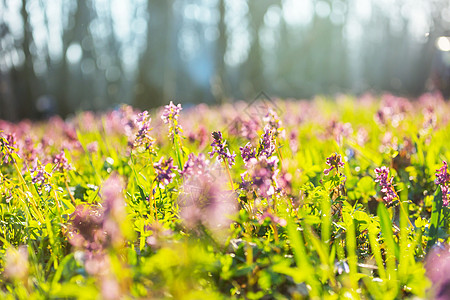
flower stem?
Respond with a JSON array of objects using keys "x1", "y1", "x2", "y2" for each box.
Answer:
[
  {"x1": 64, "y1": 175, "x2": 76, "y2": 205},
  {"x1": 224, "y1": 162, "x2": 234, "y2": 191}
]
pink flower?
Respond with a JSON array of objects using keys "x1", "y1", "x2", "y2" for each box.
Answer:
[
  {"x1": 324, "y1": 153, "x2": 345, "y2": 175},
  {"x1": 435, "y1": 161, "x2": 450, "y2": 206},
  {"x1": 374, "y1": 166, "x2": 398, "y2": 205}
]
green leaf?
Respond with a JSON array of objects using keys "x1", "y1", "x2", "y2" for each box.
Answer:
[
  {"x1": 427, "y1": 186, "x2": 443, "y2": 250},
  {"x1": 377, "y1": 203, "x2": 399, "y2": 259}
]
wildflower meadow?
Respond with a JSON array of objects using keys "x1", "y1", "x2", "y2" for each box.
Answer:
[{"x1": 1, "y1": 94, "x2": 450, "y2": 299}]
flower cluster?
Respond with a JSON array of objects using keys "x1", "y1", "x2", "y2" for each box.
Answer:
[
  {"x1": 132, "y1": 111, "x2": 156, "y2": 153},
  {"x1": 180, "y1": 153, "x2": 210, "y2": 180},
  {"x1": 240, "y1": 142, "x2": 256, "y2": 165},
  {"x1": 435, "y1": 161, "x2": 450, "y2": 206},
  {"x1": 30, "y1": 163, "x2": 51, "y2": 190},
  {"x1": 153, "y1": 157, "x2": 178, "y2": 188},
  {"x1": 53, "y1": 150, "x2": 72, "y2": 173},
  {"x1": 242, "y1": 155, "x2": 279, "y2": 199},
  {"x1": 258, "y1": 126, "x2": 276, "y2": 158},
  {"x1": 263, "y1": 108, "x2": 285, "y2": 138},
  {"x1": 209, "y1": 131, "x2": 236, "y2": 167},
  {"x1": 374, "y1": 166, "x2": 398, "y2": 205},
  {"x1": 323, "y1": 153, "x2": 345, "y2": 175},
  {"x1": 161, "y1": 101, "x2": 183, "y2": 138}
]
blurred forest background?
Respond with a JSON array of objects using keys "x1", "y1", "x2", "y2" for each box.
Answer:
[{"x1": 1, "y1": 0, "x2": 450, "y2": 121}]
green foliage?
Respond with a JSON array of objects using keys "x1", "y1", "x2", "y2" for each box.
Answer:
[{"x1": 1, "y1": 96, "x2": 449, "y2": 299}]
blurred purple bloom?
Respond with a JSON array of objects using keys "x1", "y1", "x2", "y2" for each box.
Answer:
[
  {"x1": 425, "y1": 243, "x2": 450, "y2": 300},
  {"x1": 22, "y1": 137, "x2": 38, "y2": 164},
  {"x1": 101, "y1": 174, "x2": 126, "y2": 246},
  {"x1": 68, "y1": 205, "x2": 105, "y2": 251},
  {"x1": 68, "y1": 174, "x2": 127, "y2": 270},
  {"x1": 257, "y1": 210, "x2": 287, "y2": 227},
  {"x1": 374, "y1": 166, "x2": 398, "y2": 205},
  {"x1": 145, "y1": 220, "x2": 173, "y2": 249},
  {"x1": 86, "y1": 141, "x2": 99, "y2": 153},
  {"x1": 288, "y1": 129, "x2": 299, "y2": 153},
  {"x1": 180, "y1": 153, "x2": 210, "y2": 179},
  {"x1": 209, "y1": 131, "x2": 236, "y2": 167},
  {"x1": 324, "y1": 153, "x2": 345, "y2": 175},
  {"x1": 423, "y1": 106, "x2": 437, "y2": 131},
  {"x1": 356, "y1": 127, "x2": 369, "y2": 146},
  {"x1": 435, "y1": 161, "x2": 450, "y2": 206},
  {"x1": 240, "y1": 119, "x2": 259, "y2": 140},
  {"x1": 327, "y1": 120, "x2": 352, "y2": 146},
  {"x1": 179, "y1": 172, "x2": 237, "y2": 233},
  {"x1": 154, "y1": 157, "x2": 178, "y2": 187}
]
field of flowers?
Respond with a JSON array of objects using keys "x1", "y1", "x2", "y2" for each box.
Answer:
[{"x1": 1, "y1": 94, "x2": 450, "y2": 299}]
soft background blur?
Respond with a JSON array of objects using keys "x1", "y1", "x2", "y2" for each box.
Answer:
[{"x1": 1, "y1": 0, "x2": 450, "y2": 121}]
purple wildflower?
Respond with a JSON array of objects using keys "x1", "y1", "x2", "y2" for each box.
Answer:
[
  {"x1": 263, "y1": 108, "x2": 285, "y2": 138},
  {"x1": 435, "y1": 161, "x2": 450, "y2": 207},
  {"x1": 53, "y1": 150, "x2": 72, "y2": 172},
  {"x1": 153, "y1": 157, "x2": 178, "y2": 188},
  {"x1": 240, "y1": 142, "x2": 256, "y2": 165},
  {"x1": 324, "y1": 153, "x2": 345, "y2": 175},
  {"x1": 30, "y1": 163, "x2": 51, "y2": 188},
  {"x1": 258, "y1": 126, "x2": 276, "y2": 158},
  {"x1": 161, "y1": 101, "x2": 183, "y2": 137},
  {"x1": 374, "y1": 166, "x2": 398, "y2": 205},
  {"x1": 243, "y1": 156, "x2": 279, "y2": 199},
  {"x1": 161, "y1": 101, "x2": 182, "y2": 123},
  {"x1": 209, "y1": 131, "x2": 236, "y2": 167},
  {"x1": 132, "y1": 111, "x2": 156, "y2": 152}
]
